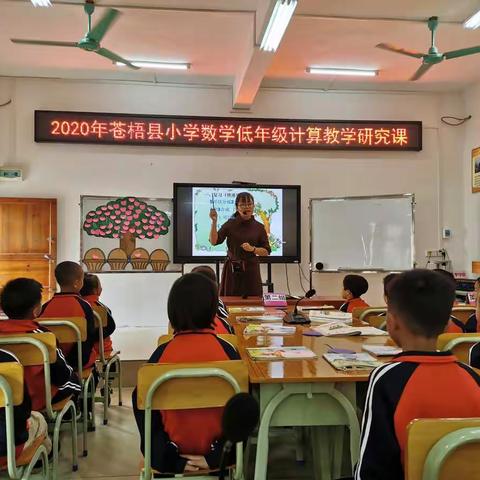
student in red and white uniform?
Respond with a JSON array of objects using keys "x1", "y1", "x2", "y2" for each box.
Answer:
[
  {"x1": 339, "y1": 274, "x2": 370, "y2": 313},
  {"x1": 132, "y1": 273, "x2": 239, "y2": 474},
  {"x1": 355, "y1": 269, "x2": 480, "y2": 480}
]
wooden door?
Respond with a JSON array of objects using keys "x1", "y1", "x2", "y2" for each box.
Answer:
[{"x1": 0, "y1": 198, "x2": 57, "y2": 302}]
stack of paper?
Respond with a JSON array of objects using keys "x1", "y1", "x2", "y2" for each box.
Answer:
[
  {"x1": 228, "y1": 306, "x2": 265, "y2": 314},
  {"x1": 243, "y1": 324, "x2": 296, "y2": 336},
  {"x1": 308, "y1": 311, "x2": 352, "y2": 324},
  {"x1": 362, "y1": 345, "x2": 402, "y2": 356},
  {"x1": 323, "y1": 352, "x2": 382, "y2": 371},
  {"x1": 247, "y1": 346, "x2": 317, "y2": 361}
]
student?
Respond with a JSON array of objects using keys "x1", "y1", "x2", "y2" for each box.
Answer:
[
  {"x1": 355, "y1": 269, "x2": 480, "y2": 480},
  {"x1": 463, "y1": 277, "x2": 480, "y2": 333},
  {"x1": 433, "y1": 269, "x2": 466, "y2": 333},
  {"x1": 191, "y1": 266, "x2": 233, "y2": 334},
  {"x1": 0, "y1": 349, "x2": 52, "y2": 467},
  {"x1": 80, "y1": 274, "x2": 116, "y2": 358},
  {"x1": 339, "y1": 274, "x2": 370, "y2": 313},
  {"x1": 0, "y1": 278, "x2": 81, "y2": 411},
  {"x1": 132, "y1": 273, "x2": 240, "y2": 474},
  {"x1": 374, "y1": 273, "x2": 398, "y2": 319},
  {"x1": 40, "y1": 261, "x2": 96, "y2": 371}
]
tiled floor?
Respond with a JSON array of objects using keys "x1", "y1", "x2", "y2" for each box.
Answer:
[{"x1": 56, "y1": 388, "x2": 316, "y2": 479}]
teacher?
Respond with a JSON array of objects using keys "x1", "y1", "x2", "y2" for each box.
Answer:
[{"x1": 209, "y1": 192, "x2": 271, "y2": 297}]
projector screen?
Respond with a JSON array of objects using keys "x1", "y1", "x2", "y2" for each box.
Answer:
[{"x1": 174, "y1": 183, "x2": 301, "y2": 263}]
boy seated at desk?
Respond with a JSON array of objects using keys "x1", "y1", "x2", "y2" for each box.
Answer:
[
  {"x1": 40, "y1": 261, "x2": 97, "y2": 371},
  {"x1": 0, "y1": 278, "x2": 81, "y2": 411},
  {"x1": 354, "y1": 269, "x2": 480, "y2": 480},
  {"x1": 191, "y1": 266, "x2": 233, "y2": 334},
  {"x1": 132, "y1": 273, "x2": 239, "y2": 474},
  {"x1": 339, "y1": 274, "x2": 370, "y2": 313}
]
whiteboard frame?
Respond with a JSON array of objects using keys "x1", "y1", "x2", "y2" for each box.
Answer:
[{"x1": 309, "y1": 193, "x2": 416, "y2": 273}]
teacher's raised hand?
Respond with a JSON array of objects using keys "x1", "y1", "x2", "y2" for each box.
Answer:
[{"x1": 209, "y1": 208, "x2": 218, "y2": 222}]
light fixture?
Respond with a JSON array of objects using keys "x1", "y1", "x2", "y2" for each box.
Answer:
[
  {"x1": 260, "y1": 0, "x2": 297, "y2": 52},
  {"x1": 31, "y1": 0, "x2": 52, "y2": 6},
  {"x1": 306, "y1": 67, "x2": 378, "y2": 77},
  {"x1": 464, "y1": 10, "x2": 480, "y2": 29},
  {"x1": 115, "y1": 61, "x2": 190, "y2": 70}
]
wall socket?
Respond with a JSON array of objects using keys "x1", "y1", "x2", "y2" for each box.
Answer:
[{"x1": 0, "y1": 168, "x2": 22, "y2": 181}]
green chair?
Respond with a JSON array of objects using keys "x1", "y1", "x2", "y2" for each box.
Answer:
[
  {"x1": 437, "y1": 333, "x2": 480, "y2": 364},
  {"x1": 0, "y1": 335, "x2": 78, "y2": 480},
  {"x1": 136, "y1": 360, "x2": 249, "y2": 480}
]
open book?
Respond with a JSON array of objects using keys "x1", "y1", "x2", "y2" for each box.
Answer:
[
  {"x1": 247, "y1": 346, "x2": 317, "y2": 361},
  {"x1": 362, "y1": 345, "x2": 402, "y2": 356},
  {"x1": 323, "y1": 352, "x2": 383, "y2": 371},
  {"x1": 311, "y1": 323, "x2": 387, "y2": 337},
  {"x1": 243, "y1": 324, "x2": 296, "y2": 336},
  {"x1": 308, "y1": 310, "x2": 352, "y2": 323},
  {"x1": 228, "y1": 306, "x2": 265, "y2": 314}
]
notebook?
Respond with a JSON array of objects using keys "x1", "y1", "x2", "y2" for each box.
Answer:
[
  {"x1": 362, "y1": 345, "x2": 402, "y2": 356},
  {"x1": 247, "y1": 346, "x2": 317, "y2": 361},
  {"x1": 311, "y1": 323, "x2": 388, "y2": 337},
  {"x1": 323, "y1": 352, "x2": 382, "y2": 371},
  {"x1": 243, "y1": 324, "x2": 296, "y2": 336}
]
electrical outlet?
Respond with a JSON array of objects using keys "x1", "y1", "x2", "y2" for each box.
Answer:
[{"x1": 0, "y1": 168, "x2": 22, "y2": 181}]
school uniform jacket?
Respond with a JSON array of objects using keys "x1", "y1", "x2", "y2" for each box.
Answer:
[
  {"x1": 40, "y1": 293, "x2": 97, "y2": 370},
  {"x1": 339, "y1": 297, "x2": 370, "y2": 313},
  {"x1": 355, "y1": 351, "x2": 480, "y2": 480},
  {"x1": 132, "y1": 330, "x2": 240, "y2": 473},
  {"x1": 0, "y1": 320, "x2": 81, "y2": 411},
  {"x1": 213, "y1": 299, "x2": 233, "y2": 334},
  {"x1": 81, "y1": 295, "x2": 116, "y2": 355},
  {"x1": 0, "y1": 349, "x2": 31, "y2": 462}
]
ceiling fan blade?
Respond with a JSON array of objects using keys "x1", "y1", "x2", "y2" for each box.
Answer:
[
  {"x1": 410, "y1": 62, "x2": 434, "y2": 81},
  {"x1": 11, "y1": 39, "x2": 77, "y2": 47},
  {"x1": 444, "y1": 45, "x2": 480, "y2": 60},
  {"x1": 88, "y1": 8, "x2": 120, "y2": 43},
  {"x1": 376, "y1": 43, "x2": 424, "y2": 59},
  {"x1": 96, "y1": 47, "x2": 140, "y2": 69}
]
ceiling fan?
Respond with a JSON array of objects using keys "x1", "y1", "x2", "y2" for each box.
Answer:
[
  {"x1": 11, "y1": 1, "x2": 139, "y2": 69},
  {"x1": 376, "y1": 16, "x2": 480, "y2": 80}
]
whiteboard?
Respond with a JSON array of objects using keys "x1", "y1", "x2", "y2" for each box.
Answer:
[{"x1": 310, "y1": 195, "x2": 414, "y2": 271}]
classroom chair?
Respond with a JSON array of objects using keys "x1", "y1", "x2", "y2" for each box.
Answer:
[
  {"x1": 136, "y1": 360, "x2": 249, "y2": 480},
  {"x1": 405, "y1": 418, "x2": 480, "y2": 480},
  {"x1": 451, "y1": 306, "x2": 476, "y2": 324},
  {"x1": 38, "y1": 318, "x2": 95, "y2": 457},
  {"x1": 92, "y1": 308, "x2": 122, "y2": 426},
  {"x1": 0, "y1": 362, "x2": 49, "y2": 480},
  {"x1": 157, "y1": 334, "x2": 238, "y2": 348},
  {"x1": 437, "y1": 332, "x2": 480, "y2": 364},
  {"x1": 355, "y1": 307, "x2": 387, "y2": 329},
  {"x1": 0, "y1": 333, "x2": 78, "y2": 480}
]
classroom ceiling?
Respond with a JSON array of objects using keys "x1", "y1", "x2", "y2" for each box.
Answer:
[{"x1": 2, "y1": 0, "x2": 480, "y2": 106}]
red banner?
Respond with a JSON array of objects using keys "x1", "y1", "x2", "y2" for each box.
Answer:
[{"x1": 35, "y1": 111, "x2": 422, "y2": 151}]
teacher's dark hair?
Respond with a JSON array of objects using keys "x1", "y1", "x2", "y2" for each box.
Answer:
[
  {"x1": 233, "y1": 192, "x2": 255, "y2": 217},
  {"x1": 168, "y1": 273, "x2": 218, "y2": 332}
]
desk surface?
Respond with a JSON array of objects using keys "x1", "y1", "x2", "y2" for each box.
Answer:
[
  {"x1": 221, "y1": 296, "x2": 344, "y2": 309},
  {"x1": 235, "y1": 324, "x2": 392, "y2": 384}
]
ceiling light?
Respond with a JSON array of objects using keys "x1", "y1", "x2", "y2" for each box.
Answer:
[
  {"x1": 115, "y1": 61, "x2": 190, "y2": 70},
  {"x1": 464, "y1": 10, "x2": 480, "y2": 29},
  {"x1": 260, "y1": 0, "x2": 297, "y2": 52},
  {"x1": 306, "y1": 67, "x2": 378, "y2": 77},
  {"x1": 31, "y1": 0, "x2": 52, "y2": 6}
]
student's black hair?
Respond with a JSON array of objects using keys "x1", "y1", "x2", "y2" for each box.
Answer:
[
  {"x1": 55, "y1": 261, "x2": 84, "y2": 287},
  {"x1": 233, "y1": 192, "x2": 255, "y2": 218},
  {"x1": 168, "y1": 273, "x2": 218, "y2": 332},
  {"x1": 387, "y1": 269, "x2": 455, "y2": 338},
  {"x1": 191, "y1": 265, "x2": 217, "y2": 284},
  {"x1": 433, "y1": 268, "x2": 456, "y2": 285},
  {"x1": 80, "y1": 274, "x2": 100, "y2": 296},
  {"x1": 343, "y1": 274, "x2": 369, "y2": 298},
  {"x1": 0, "y1": 278, "x2": 42, "y2": 319},
  {"x1": 383, "y1": 273, "x2": 398, "y2": 297}
]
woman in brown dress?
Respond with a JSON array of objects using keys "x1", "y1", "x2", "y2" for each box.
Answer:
[{"x1": 209, "y1": 192, "x2": 271, "y2": 297}]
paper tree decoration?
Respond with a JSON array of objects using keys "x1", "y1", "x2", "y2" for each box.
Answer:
[{"x1": 83, "y1": 196, "x2": 171, "y2": 255}]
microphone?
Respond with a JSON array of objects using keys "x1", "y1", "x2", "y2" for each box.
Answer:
[
  {"x1": 219, "y1": 393, "x2": 259, "y2": 479},
  {"x1": 293, "y1": 288, "x2": 316, "y2": 315},
  {"x1": 315, "y1": 262, "x2": 324, "y2": 271}
]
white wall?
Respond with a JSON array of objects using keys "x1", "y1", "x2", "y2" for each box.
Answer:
[{"x1": 0, "y1": 77, "x2": 466, "y2": 358}]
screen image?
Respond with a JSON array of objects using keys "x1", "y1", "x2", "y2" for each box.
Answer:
[{"x1": 174, "y1": 183, "x2": 300, "y2": 263}]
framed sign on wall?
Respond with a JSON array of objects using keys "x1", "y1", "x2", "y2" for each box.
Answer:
[{"x1": 472, "y1": 147, "x2": 480, "y2": 193}]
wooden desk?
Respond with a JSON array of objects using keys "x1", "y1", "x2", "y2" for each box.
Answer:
[
  {"x1": 221, "y1": 296, "x2": 344, "y2": 309},
  {"x1": 235, "y1": 324, "x2": 391, "y2": 480}
]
